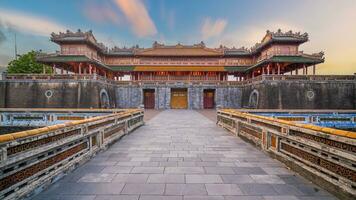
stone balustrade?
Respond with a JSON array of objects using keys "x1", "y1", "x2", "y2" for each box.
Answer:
[
  {"x1": 217, "y1": 109, "x2": 356, "y2": 199},
  {"x1": 5, "y1": 73, "x2": 355, "y2": 83},
  {"x1": 0, "y1": 108, "x2": 128, "y2": 127},
  {"x1": 0, "y1": 109, "x2": 144, "y2": 200}
]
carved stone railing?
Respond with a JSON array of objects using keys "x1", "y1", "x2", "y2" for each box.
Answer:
[
  {"x1": 0, "y1": 108, "x2": 130, "y2": 127},
  {"x1": 3, "y1": 74, "x2": 356, "y2": 86},
  {"x1": 4, "y1": 74, "x2": 96, "y2": 80},
  {"x1": 217, "y1": 109, "x2": 356, "y2": 199},
  {"x1": 260, "y1": 74, "x2": 356, "y2": 81},
  {"x1": 0, "y1": 109, "x2": 144, "y2": 200}
]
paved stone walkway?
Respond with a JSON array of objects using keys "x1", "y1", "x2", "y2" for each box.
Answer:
[{"x1": 33, "y1": 110, "x2": 337, "y2": 200}]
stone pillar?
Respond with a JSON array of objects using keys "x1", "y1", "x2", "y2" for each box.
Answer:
[
  {"x1": 267, "y1": 64, "x2": 270, "y2": 75},
  {"x1": 89, "y1": 64, "x2": 92, "y2": 75},
  {"x1": 43, "y1": 65, "x2": 46, "y2": 74}
]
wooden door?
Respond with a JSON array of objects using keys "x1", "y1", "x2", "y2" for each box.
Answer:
[
  {"x1": 143, "y1": 89, "x2": 155, "y2": 109},
  {"x1": 203, "y1": 90, "x2": 215, "y2": 109},
  {"x1": 171, "y1": 88, "x2": 188, "y2": 109}
]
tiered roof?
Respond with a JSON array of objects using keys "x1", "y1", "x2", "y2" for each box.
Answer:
[
  {"x1": 51, "y1": 29, "x2": 310, "y2": 57},
  {"x1": 41, "y1": 29, "x2": 324, "y2": 73},
  {"x1": 51, "y1": 29, "x2": 107, "y2": 52},
  {"x1": 251, "y1": 29, "x2": 308, "y2": 52}
]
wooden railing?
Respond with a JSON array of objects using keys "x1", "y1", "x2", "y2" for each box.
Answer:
[
  {"x1": 217, "y1": 109, "x2": 356, "y2": 199},
  {"x1": 0, "y1": 109, "x2": 144, "y2": 200}
]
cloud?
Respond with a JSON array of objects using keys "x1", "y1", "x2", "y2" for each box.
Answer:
[
  {"x1": 0, "y1": 54, "x2": 12, "y2": 66},
  {"x1": 0, "y1": 9, "x2": 67, "y2": 37},
  {"x1": 113, "y1": 0, "x2": 157, "y2": 37},
  {"x1": 83, "y1": 2, "x2": 122, "y2": 25},
  {"x1": 211, "y1": 22, "x2": 301, "y2": 48},
  {"x1": 0, "y1": 30, "x2": 6, "y2": 45},
  {"x1": 201, "y1": 18, "x2": 227, "y2": 40}
]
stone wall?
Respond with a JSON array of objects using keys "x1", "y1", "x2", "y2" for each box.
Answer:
[
  {"x1": 0, "y1": 80, "x2": 117, "y2": 108},
  {"x1": 0, "y1": 77, "x2": 355, "y2": 109},
  {"x1": 114, "y1": 85, "x2": 242, "y2": 109},
  {"x1": 241, "y1": 79, "x2": 356, "y2": 109}
]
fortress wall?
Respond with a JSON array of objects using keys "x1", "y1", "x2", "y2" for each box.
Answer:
[
  {"x1": 0, "y1": 78, "x2": 354, "y2": 109},
  {"x1": 241, "y1": 80, "x2": 356, "y2": 109},
  {"x1": 0, "y1": 80, "x2": 117, "y2": 108},
  {"x1": 0, "y1": 82, "x2": 6, "y2": 108},
  {"x1": 115, "y1": 86, "x2": 142, "y2": 108}
]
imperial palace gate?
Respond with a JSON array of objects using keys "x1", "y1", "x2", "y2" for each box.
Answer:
[
  {"x1": 203, "y1": 89, "x2": 215, "y2": 109},
  {"x1": 143, "y1": 89, "x2": 155, "y2": 109},
  {"x1": 170, "y1": 88, "x2": 188, "y2": 109}
]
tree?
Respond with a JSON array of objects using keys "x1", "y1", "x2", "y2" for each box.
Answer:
[{"x1": 7, "y1": 51, "x2": 52, "y2": 74}]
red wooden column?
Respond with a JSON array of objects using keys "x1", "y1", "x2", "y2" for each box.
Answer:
[
  {"x1": 271, "y1": 64, "x2": 275, "y2": 74},
  {"x1": 78, "y1": 63, "x2": 82, "y2": 74},
  {"x1": 89, "y1": 64, "x2": 92, "y2": 75},
  {"x1": 313, "y1": 64, "x2": 316, "y2": 75},
  {"x1": 52, "y1": 64, "x2": 56, "y2": 74},
  {"x1": 277, "y1": 63, "x2": 281, "y2": 75},
  {"x1": 306, "y1": 65, "x2": 308, "y2": 75}
]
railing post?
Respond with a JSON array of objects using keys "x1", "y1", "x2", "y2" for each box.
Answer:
[
  {"x1": 235, "y1": 120, "x2": 240, "y2": 136},
  {"x1": 124, "y1": 120, "x2": 129, "y2": 134},
  {"x1": 89, "y1": 135, "x2": 93, "y2": 153},
  {"x1": 0, "y1": 147, "x2": 7, "y2": 164}
]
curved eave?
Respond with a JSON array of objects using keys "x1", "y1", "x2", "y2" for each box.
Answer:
[
  {"x1": 245, "y1": 55, "x2": 324, "y2": 72},
  {"x1": 51, "y1": 38, "x2": 105, "y2": 52},
  {"x1": 105, "y1": 52, "x2": 134, "y2": 56},
  {"x1": 36, "y1": 55, "x2": 111, "y2": 70},
  {"x1": 252, "y1": 38, "x2": 308, "y2": 53},
  {"x1": 224, "y1": 66, "x2": 249, "y2": 72},
  {"x1": 224, "y1": 52, "x2": 252, "y2": 57}
]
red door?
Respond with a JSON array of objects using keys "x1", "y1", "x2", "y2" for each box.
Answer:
[
  {"x1": 144, "y1": 89, "x2": 155, "y2": 109},
  {"x1": 203, "y1": 90, "x2": 215, "y2": 109}
]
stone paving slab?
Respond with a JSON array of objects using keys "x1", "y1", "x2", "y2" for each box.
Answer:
[{"x1": 32, "y1": 110, "x2": 337, "y2": 200}]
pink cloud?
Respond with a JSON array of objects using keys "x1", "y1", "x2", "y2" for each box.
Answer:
[
  {"x1": 0, "y1": 9, "x2": 67, "y2": 36},
  {"x1": 201, "y1": 18, "x2": 227, "y2": 40},
  {"x1": 83, "y1": 2, "x2": 122, "y2": 25},
  {"x1": 114, "y1": 0, "x2": 157, "y2": 37}
]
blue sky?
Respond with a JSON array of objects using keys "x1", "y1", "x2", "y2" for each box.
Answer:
[{"x1": 0, "y1": 0, "x2": 355, "y2": 74}]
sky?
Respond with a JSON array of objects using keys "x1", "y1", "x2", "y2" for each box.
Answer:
[{"x1": 0, "y1": 0, "x2": 355, "y2": 74}]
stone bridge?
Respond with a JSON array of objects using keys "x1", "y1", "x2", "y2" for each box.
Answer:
[{"x1": 0, "y1": 109, "x2": 354, "y2": 199}]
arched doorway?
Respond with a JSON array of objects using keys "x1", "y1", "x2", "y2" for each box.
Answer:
[
  {"x1": 100, "y1": 89, "x2": 110, "y2": 108},
  {"x1": 248, "y1": 89, "x2": 259, "y2": 108}
]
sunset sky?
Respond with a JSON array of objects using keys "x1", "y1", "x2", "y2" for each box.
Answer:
[{"x1": 0, "y1": 0, "x2": 355, "y2": 74}]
